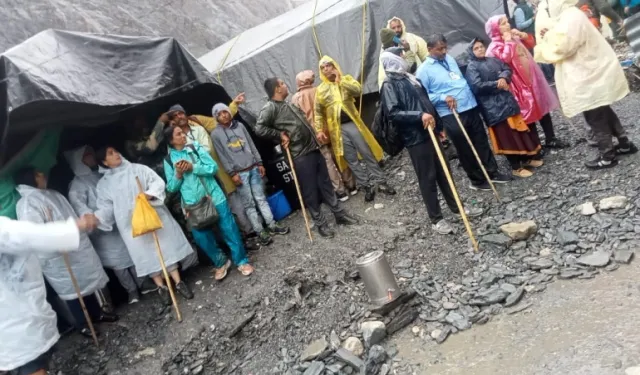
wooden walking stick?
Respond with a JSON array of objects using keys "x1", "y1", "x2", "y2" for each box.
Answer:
[
  {"x1": 285, "y1": 147, "x2": 313, "y2": 242},
  {"x1": 45, "y1": 209, "x2": 99, "y2": 346},
  {"x1": 426, "y1": 127, "x2": 480, "y2": 252},
  {"x1": 135, "y1": 177, "x2": 182, "y2": 322},
  {"x1": 452, "y1": 110, "x2": 501, "y2": 202}
]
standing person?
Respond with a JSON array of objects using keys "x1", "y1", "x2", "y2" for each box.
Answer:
[
  {"x1": 466, "y1": 38, "x2": 543, "y2": 177},
  {"x1": 315, "y1": 56, "x2": 395, "y2": 202},
  {"x1": 379, "y1": 49, "x2": 483, "y2": 234},
  {"x1": 93, "y1": 147, "x2": 195, "y2": 306},
  {"x1": 377, "y1": 16, "x2": 429, "y2": 87},
  {"x1": 485, "y1": 15, "x2": 566, "y2": 149},
  {"x1": 577, "y1": 0, "x2": 623, "y2": 28},
  {"x1": 254, "y1": 77, "x2": 359, "y2": 238},
  {"x1": 535, "y1": 0, "x2": 637, "y2": 168},
  {"x1": 210, "y1": 103, "x2": 290, "y2": 246},
  {"x1": 0, "y1": 215, "x2": 96, "y2": 375},
  {"x1": 164, "y1": 127, "x2": 255, "y2": 280},
  {"x1": 14, "y1": 168, "x2": 116, "y2": 338},
  {"x1": 621, "y1": 0, "x2": 640, "y2": 16},
  {"x1": 416, "y1": 34, "x2": 511, "y2": 191},
  {"x1": 512, "y1": 0, "x2": 537, "y2": 37},
  {"x1": 291, "y1": 70, "x2": 356, "y2": 201}
]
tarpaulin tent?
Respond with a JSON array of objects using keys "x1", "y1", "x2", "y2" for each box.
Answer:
[
  {"x1": 0, "y1": 29, "x2": 231, "y2": 218},
  {"x1": 198, "y1": 0, "x2": 506, "y2": 116}
]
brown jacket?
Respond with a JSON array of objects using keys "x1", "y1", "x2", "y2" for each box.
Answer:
[{"x1": 290, "y1": 70, "x2": 330, "y2": 145}]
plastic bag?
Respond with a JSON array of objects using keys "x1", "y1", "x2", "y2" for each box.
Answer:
[{"x1": 131, "y1": 193, "x2": 163, "y2": 237}]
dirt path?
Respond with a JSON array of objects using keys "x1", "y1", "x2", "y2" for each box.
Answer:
[{"x1": 393, "y1": 259, "x2": 640, "y2": 375}]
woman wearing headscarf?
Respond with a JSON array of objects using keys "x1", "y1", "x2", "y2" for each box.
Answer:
[
  {"x1": 485, "y1": 15, "x2": 566, "y2": 149},
  {"x1": 535, "y1": 0, "x2": 637, "y2": 169},
  {"x1": 379, "y1": 48, "x2": 483, "y2": 235},
  {"x1": 465, "y1": 38, "x2": 543, "y2": 178}
]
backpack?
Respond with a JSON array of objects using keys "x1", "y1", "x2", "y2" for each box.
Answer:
[{"x1": 371, "y1": 83, "x2": 404, "y2": 157}]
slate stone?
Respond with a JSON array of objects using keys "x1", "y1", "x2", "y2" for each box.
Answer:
[
  {"x1": 334, "y1": 348, "x2": 364, "y2": 370},
  {"x1": 435, "y1": 326, "x2": 452, "y2": 344},
  {"x1": 557, "y1": 231, "x2": 579, "y2": 245},
  {"x1": 386, "y1": 307, "x2": 418, "y2": 335},
  {"x1": 364, "y1": 346, "x2": 387, "y2": 375},
  {"x1": 480, "y1": 234, "x2": 513, "y2": 247},
  {"x1": 528, "y1": 258, "x2": 554, "y2": 270},
  {"x1": 504, "y1": 287, "x2": 524, "y2": 307},
  {"x1": 361, "y1": 321, "x2": 386, "y2": 347},
  {"x1": 469, "y1": 287, "x2": 509, "y2": 306},
  {"x1": 300, "y1": 338, "x2": 328, "y2": 362},
  {"x1": 500, "y1": 220, "x2": 538, "y2": 240},
  {"x1": 577, "y1": 251, "x2": 610, "y2": 267},
  {"x1": 445, "y1": 311, "x2": 471, "y2": 330},
  {"x1": 614, "y1": 249, "x2": 634, "y2": 264},
  {"x1": 302, "y1": 361, "x2": 325, "y2": 375},
  {"x1": 500, "y1": 283, "x2": 517, "y2": 294},
  {"x1": 505, "y1": 301, "x2": 533, "y2": 315}
]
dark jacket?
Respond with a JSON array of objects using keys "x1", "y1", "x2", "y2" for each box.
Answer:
[
  {"x1": 254, "y1": 99, "x2": 319, "y2": 159},
  {"x1": 577, "y1": 0, "x2": 622, "y2": 24},
  {"x1": 464, "y1": 40, "x2": 520, "y2": 126},
  {"x1": 380, "y1": 72, "x2": 441, "y2": 148}
]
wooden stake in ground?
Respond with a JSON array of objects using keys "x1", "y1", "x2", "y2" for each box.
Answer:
[
  {"x1": 427, "y1": 127, "x2": 480, "y2": 252},
  {"x1": 452, "y1": 110, "x2": 501, "y2": 202},
  {"x1": 135, "y1": 177, "x2": 182, "y2": 322},
  {"x1": 285, "y1": 147, "x2": 313, "y2": 242}
]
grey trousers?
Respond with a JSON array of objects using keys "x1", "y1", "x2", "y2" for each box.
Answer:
[
  {"x1": 341, "y1": 122, "x2": 386, "y2": 188},
  {"x1": 113, "y1": 266, "x2": 141, "y2": 294},
  {"x1": 228, "y1": 191, "x2": 254, "y2": 235}
]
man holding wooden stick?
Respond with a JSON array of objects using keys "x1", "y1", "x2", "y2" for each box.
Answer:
[{"x1": 255, "y1": 77, "x2": 359, "y2": 238}]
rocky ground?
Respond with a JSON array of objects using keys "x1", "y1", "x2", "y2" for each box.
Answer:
[{"x1": 49, "y1": 92, "x2": 639, "y2": 375}]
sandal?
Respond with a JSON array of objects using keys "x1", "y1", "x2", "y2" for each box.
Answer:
[
  {"x1": 512, "y1": 168, "x2": 533, "y2": 178},
  {"x1": 524, "y1": 159, "x2": 544, "y2": 168},
  {"x1": 238, "y1": 264, "x2": 255, "y2": 276},
  {"x1": 214, "y1": 260, "x2": 232, "y2": 281}
]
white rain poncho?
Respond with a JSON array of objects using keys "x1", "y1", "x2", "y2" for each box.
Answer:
[
  {"x1": 65, "y1": 146, "x2": 134, "y2": 270},
  {"x1": 16, "y1": 185, "x2": 109, "y2": 300},
  {"x1": 94, "y1": 159, "x2": 194, "y2": 277},
  {"x1": 0, "y1": 217, "x2": 80, "y2": 371}
]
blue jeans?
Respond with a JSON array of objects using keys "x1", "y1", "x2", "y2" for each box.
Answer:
[
  {"x1": 191, "y1": 201, "x2": 248, "y2": 268},
  {"x1": 236, "y1": 167, "x2": 274, "y2": 233}
]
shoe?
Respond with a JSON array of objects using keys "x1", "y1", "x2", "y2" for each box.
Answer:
[
  {"x1": 79, "y1": 327, "x2": 101, "y2": 339},
  {"x1": 244, "y1": 237, "x2": 261, "y2": 251},
  {"x1": 524, "y1": 159, "x2": 544, "y2": 168},
  {"x1": 258, "y1": 230, "x2": 273, "y2": 246},
  {"x1": 175, "y1": 281, "x2": 194, "y2": 300},
  {"x1": 378, "y1": 183, "x2": 397, "y2": 195},
  {"x1": 214, "y1": 259, "x2": 232, "y2": 281},
  {"x1": 238, "y1": 264, "x2": 255, "y2": 276},
  {"x1": 616, "y1": 142, "x2": 639, "y2": 155},
  {"x1": 585, "y1": 157, "x2": 618, "y2": 169},
  {"x1": 128, "y1": 291, "x2": 140, "y2": 305},
  {"x1": 318, "y1": 224, "x2": 336, "y2": 238},
  {"x1": 336, "y1": 213, "x2": 359, "y2": 226},
  {"x1": 455, "y1": 206, "x2": 483, "y2": 218},
  {"x1": 512, "y1": 168, "x2": 533, "y2": 178},
  {"x1": 544, "y1": 138, "x2": 568, "y2": 149},
  {"x1": 158, "y1": 286, "x2": 172, "y2": 306},
  {"x1": 470, "y1": 182, "x2": 491, "y2": 191},
  {"x1": 337, "y1": 192, "x2": 350, "y2": 202},
  {"x1": 269, "y1": 222, "x2": 290, "y2": 235},
  {"x1": 432, "y1": 220, "x2": 454, "y2": 235},
  {"x1": 97, "y1": 311, "x2": 119, "y2": 323},
  {"x1": 349, "y1": 188, "x2": 358, "y2": 196},
  {"x1": 364, "y1": 186, "x2": 376, "y2": 202},
  {"x1": 490, "y1": 173, "x2": 511, "y2": 184},
  {"x1": 140, "y1": 279, "x2": 159, "y2": 295},
  {"x1": 587, "y1": 139, "x2": 599, "y2": 147}
]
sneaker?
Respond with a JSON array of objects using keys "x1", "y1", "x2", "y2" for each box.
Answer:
[
  {"x1": 336, "y1": 213, "x2": 359, "y2": 226},
  {"x1": 96, "y1": 311, "x2": 119, "y2": 323},
  {"x1": 512, "y1": 168, "x2": 533, "y2": 178},
  {"x1": 128, "y1": 291, "x2": 140, "y2": 305},
  {"x1": 214, "y1": 259, "x2": 232, "y2": 281},
  {"x1": 79, "y1": 327, "x2": 101, "y2": 339},
  {"x1": 337, "y1": 192, "x2": 350, "y2": 202},
  {"x1": 587, "y1": 138, "x2": 599, "y2": 147},
  {"x1": 490, "y1": 173, "x2": 511, "y2": 184},
  {"x1": 456, "y1": 206, "x2": 484, "y2": 218},
  {"x1": 140, "y1": 279, "x2": 159, "y2": 295},
  {"x1": 244, "y1": 237, "x2": 261, "y2": 251},
  {"x1": 158, "y1": 286, "x2": 172, "y2": 306},
  {"x1": 318, "y1": 224, "x2": 336, "y2": 238},
  {"x1": 269, "y1": 222, "x2": 290, "y2": 235},
  {"x1": 585, "y1": 157, "x2": 618, "y2": 169},
  {"x1": 616, "y1": 142, "x2": 639, "y2": 155},
  {"x1": 524, "y1": 159, "x2": 544, "y2": 168},
  {"x1": 238, "y1": 264, "x2": 255, "y2": 276},
  {"x1": 175, "y1": 281, "x2": 194, "y2": 300},
  {"x1": 378, "y1": 182, "x2": 397, "y2": 195},
  {"x1": 432, "y1": 220, "x2": 454, "y2": 235},
  {"x1": 349, "y1": 188, "x2": 358, "y2": 196},
  {"x1": 470, "y1": 181, "x2": 491, "y2": 191},
  {"x1": 258, "y1": 230, "x2": 273, "y2": 246},
  {"x1": 364, "y1": 186, "x2": 376, "y2": 202},
  {"x1": 544, "y1": 138, "x2": 569, "y2": 149}
]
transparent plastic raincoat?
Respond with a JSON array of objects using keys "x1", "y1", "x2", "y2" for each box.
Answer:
[
  {"x1": 65, "y1": 146, "x2": 134, "y2": 270},
  {"x1": 16, "y1": 185, "x2": 108, "y2": 300}
]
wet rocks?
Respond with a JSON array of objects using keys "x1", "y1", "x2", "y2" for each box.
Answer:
[
  {"x1": 301, "y1": 338, "x2": 328, "y2": 361},
  {"x1": 303, "y1": 361, "x2": 325, "y2": 375},
  {"x1": 578, "y1": 202, "x2": 597, "y2": 216},
  {"x1": 614, "y1": 249, "x2": 635, "y2": 264},
  {"x1": 480, "y1": 233, "x2": 513, "y2": 248},
  {"x1": 334, "y1": 348, "x2": 364, "y2": 370},
  {"x1": 469, "y1": 286, "x2": 510, "y2": 306},
  {"x1": 500, "y1": 221, "x2": 538, "y2": 240},
  {"x1": 445, "y1": 311, "x2": 471, "y2": 330},
  {"x1": 504, "y1": 287, "x2": 524, "y2": 307},
  {"x1": 577, "y1": 251, "x2": 611, "y2": 268},
  {"x1": 599, "y1": 195, "x2": 628, "y2": 210},
  {"x1": 364, "y1": 345, "x2": 387, "y2": 375},
  {"x1": 557, "y1": 230, "x2": 579, "y2": 245},
  {"x1": 342, "y1": 337, "x2": 364, "y2": 356},
  {"x1": 527, "y1": 258, "x2": 554, "y2": 270},
  {"x1": 361, "y1": 321, "x2": 386, "y2": 347}
]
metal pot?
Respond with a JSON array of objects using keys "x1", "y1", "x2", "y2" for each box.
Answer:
[{"x1": 355, "y1": 251, "x2": 400, "y2": 306}]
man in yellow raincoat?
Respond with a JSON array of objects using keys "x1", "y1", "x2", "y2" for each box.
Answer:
[
  {"x1": 315, "y1": 56, "x2": 395, "y2": 203},
  {"x1": 535, "y1": 0, "x2": 638, "y2": 169},
  {"x1": 377, "y1": 17, "x2": 429, "y2": 88}
]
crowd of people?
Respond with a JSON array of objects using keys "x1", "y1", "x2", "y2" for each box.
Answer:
[{"x1": 1, "y1": 0, "x2": 638, "y2": 374}]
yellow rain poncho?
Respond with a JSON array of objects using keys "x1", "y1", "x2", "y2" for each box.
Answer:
[
  {"x1": 534, "y1": 0, "x2": 629, "y2": 117},
  {"x1": 377, "y1": 17, "x2": 429, "y2": 88},
  {"x1": 314, "y1": 56, "x2": 384, "y2": 172}
]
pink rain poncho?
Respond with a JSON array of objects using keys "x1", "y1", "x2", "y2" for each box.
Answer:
[{"x1": 485, "y1": 15, "x2": 559, "y2": 124}]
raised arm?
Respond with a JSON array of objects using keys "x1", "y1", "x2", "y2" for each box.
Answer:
[
  {"x1": 164, "y1": 157, "x2": 183, "y2": 194},
  {"x1": 0, "y1": 216, "x2": 80, "y2": 254},
  {"x1": 340, "y1": 75, "x2": 362, "y2": 99}
]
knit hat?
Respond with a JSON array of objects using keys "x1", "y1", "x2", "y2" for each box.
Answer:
[
  {"x1": 380, "y1": 28, "x2": 396, "y2": 49},
  {"x1": 168, "y1": 104, "x2": 185, "y2": 115},
  {"x1": 212, "y1": 103, "x2": 231, "y2": 119}
]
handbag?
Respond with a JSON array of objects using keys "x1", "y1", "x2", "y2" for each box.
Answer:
[{"x1": 181, "y1": 145, "x2": 219, "y2": 229}]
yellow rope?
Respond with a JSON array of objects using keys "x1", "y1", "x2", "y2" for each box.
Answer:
[
  {"x1": 311, "y1": 0, "x2": 323, "y2": 56},
  {"x1": 216, "y1": 33, "x2": 242, "y2": 85},
  {"x1": 358, "y1": 0, "x2": 368, "y2": 114}
]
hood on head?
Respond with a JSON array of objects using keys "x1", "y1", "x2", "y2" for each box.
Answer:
[
  {"x1": 547, "y1": 0, "x2": 578, "y2": 18},
  {"x1": 485, "y1": 15, "x2": 504, "y2": 40},
  {"x1": 386, "y1": 16, "x2": 406, "y2": 37},
  {"x1": 98, "y1": 157, "x2": 130, "y2": 175},
  {"x1": 15, "y1": 184, "x2": 39, "y2": 197},
  {"x1": 381, "y1": 51, "x2": 409, "y2": 73},
  {"x1": 467, "y1": 37, "x2": 486, "y2": 61},
  {"x1": 318, "y1": 56, "x2": 344, "y2": 83},
  {"x1": 64, "y1": 145, "x2": 93, "y2": 177},
  {"x1": 295, "y1": 70, "x2": 315, "y2": 90}
]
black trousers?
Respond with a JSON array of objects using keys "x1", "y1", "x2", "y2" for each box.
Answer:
[
  {"x1": 583, "y1": 105, "x2": 629, "y2": 160},
  {"x1": 294, "y1": 150, "x2": 345, "y2": 227},
  {"x1": 66, "y1": 294, "x2": 102, "y2": 329},
  {"x1": 441, "y1": 108, "x2": 499, "y2": 186},
  {"x1": 407, "y1": 142, "x2": 458, "y2": 223},
  {"x1": 528, "y1": 113, "x2": 555, "y2": 142}
]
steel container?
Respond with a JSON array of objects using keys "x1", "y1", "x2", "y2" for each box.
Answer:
[{"x1": 355, "y1": 251, "x2": 400, "y2": 306}]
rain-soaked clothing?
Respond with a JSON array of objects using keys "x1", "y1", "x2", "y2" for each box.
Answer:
[
  {"x1": 0, "y1": 218, "x2": 80, "y2": 371},
  {"x1": 16, "y1": 185, "x2": 108, "y2": 300},
  {"x1": 378, "y1": 17, "x2": 429, "y2": 88},
  {"x1": 94, "y1": 159, "x2": 194, "y2": 277}
]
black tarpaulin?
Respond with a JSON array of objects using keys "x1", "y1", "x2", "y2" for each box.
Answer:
[{"x1": 198, "y1": 0, "x2": 506, "y2": 115}]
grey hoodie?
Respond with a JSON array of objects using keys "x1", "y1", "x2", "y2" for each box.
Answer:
[{"x1": 210, "y1": 120, "x2": 262, "y2": 176}]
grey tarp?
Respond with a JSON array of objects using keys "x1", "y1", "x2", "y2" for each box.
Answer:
[{"x1": 198, "y1": 0, "x2": 506, "y2": 115}]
